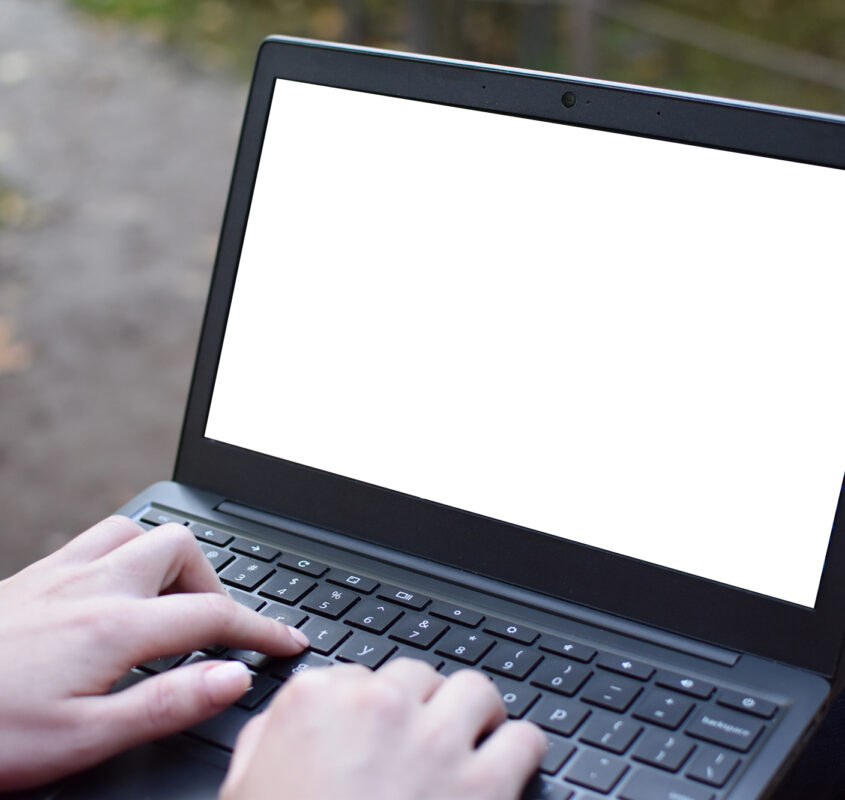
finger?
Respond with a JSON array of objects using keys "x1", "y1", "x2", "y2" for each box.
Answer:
[
  {"x1": 471, "y1": 720, "x2": 547, "y2": 799},
  {"x1": 78, "y1": 660, "x2": 253, "y2": 763},
  {"x1": 425, "y1": 670, "x2": 506, "y2": 745},
  {"x1": 102, "y1": 523, "x2": 225, "y2": 597},
  {"x1": 376, "y1": 657, "x2": 445, "y2": 702},
  {"x1": 48, "y1": 516, "x2": 146, "y2": 565},
  {"x1": 124, "y1": 591, "x2": 309, "y2": 664}
]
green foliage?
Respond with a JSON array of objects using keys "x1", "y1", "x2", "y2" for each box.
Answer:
[{"x1": 68, "y1": 0, "x2": 845, "y2": 114}]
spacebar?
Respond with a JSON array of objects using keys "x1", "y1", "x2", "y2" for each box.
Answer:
[
  {"x1": 186, "y1": 705, "x2": 253, "y2": 751},
  {"x1": 619, "y1": 770, "x2": 714, "y2": 800}
]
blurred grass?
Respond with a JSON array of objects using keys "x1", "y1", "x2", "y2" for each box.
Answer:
[
  {"x1": 68, "y1": 0, "x2": 845, "y2": 114},
  {"x1": 0, "y1": 179, "x2": 29, "y2": 230},
  {"x1": 69, "y1": 0, "x2": 402, "y2": 73}
]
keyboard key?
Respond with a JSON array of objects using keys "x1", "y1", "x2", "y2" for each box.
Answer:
[
  {"x1": 345, "y1": 599, "x2": 404, "y2": 633},
  {"x1": 141, "y1": 510, "x2": 190, "y2": 527},
  {"x1": 564, "y1": 748, "x2": 628, "y2": 793},
  {"x1": 226, "y1": 648, "x2": 271, "y2": 671},
  {"x1": 491, "y1": 675, "x2": 541, "y2": 718},
  {"x1": 219, "y1": 557, "x2": 275, "y2": 591},
  {"x1": 541, "y1": 735, "x2": 576, "y2": 775},
  {"x1": 619, "y1": 769, "x2": 715, "y2": 800},
  {"x1": 199, "y1": 543, "x2": 234, "y2": 572},
  {"x1": 655, "y1": 670, "x2": 715, "y2": 700},
  {"x1": 278, "y1": 553, "x2": 329, "y2": 577},
  {"x1": 429, "y1": 601, "x2": 484, "y2": 627},
  {"x1": 187, "y1": 705, "x2": 251, "y2": 751},
  {"x1": 632, "y1": 730, "x2": 695, "y2": 772},
  {"x1": 231, "y1": 537, "x2": 281, "y2": 562},
  {"x1": 271, "y1": 651, "x2": 333, "y2": 680},
  {"x1": 110, "y1": 668, "x2": 150, "y2": 693},
  {"x1": 581, "y1": 673, "x2": 642, "y2": 712},
  {"x1": 633, "y1": 689, "x2": 695, "y2": 730},
  {"x1": 235, "y1": 673, "x2": 280, "y2": 711},
  {"x1": 183, "y1": 652, "x2": 214, "y2": 667},
  {"x1": 483, "y1": 618, "x2": 539, "y2": 645},
  {"x1": 685, "y1": 743, "x2": 741, "y2": 787},
  {"x1": 717, "y1": 689, "x2": 778, "y2": 719},
  {"x1": 435, "y1": 630, "x2": 496, "y2": 664},
  {"x1": 528, "y1": 696, "x2": 590, "y2": 737},
  {"x1": 579, "y1": 711, "x2": 642, "y2": 755},
  {"x1": 226, "y1": 587, "x2": 266, "y2": 611},
  {"x1": 190, "y1": 523, "x2": 233, "y2": 546},
  {"x1": 258, "y1": 569, "x2": 316, "y2": 605},
  {"x1": 388, "y1": 613, "x2": 449, "y2": 649},
  {"x1": 686, "y1": 707, "x2": 764, "y2": 752},
  {"x1": 482, "y1": 643, "x2": 543, "y2": 680},
  {"x1": 596, "y1": 653, "x2": 654, "y2": 681},
  {"x1": 377, "y1": 585, "x2": 430, "y2": 610},
  {"x1": 302, "y1": 586, "x2": 359, "y2": 619},
  {"x1": 138, "y1": 653, "x2": 187, "y2": 673},
  {"x1": 326, "y1": 569, "x2": 379, "y2": 593},
  {"x1": 538, "y1": 635, "x2": 596, "y2": 663},
  {"x1": 299, "y1": 618, "x2": 351, "y2": 654},
  {"x1": 521, "y1": 776, "x2": 573, "y2": 799},
  {"x1": 260, "y1": 603, "x2": 308, "y2": 628},
  {"x1": 530, "y1": 657, "x2": 592, "y2": 696},
  {"x1": 336, "y1": 632, "x2": 396, "y2": 669}
]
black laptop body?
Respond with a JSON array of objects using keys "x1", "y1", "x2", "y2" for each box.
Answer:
[{"x1": 31, "y1": 36, "x2": 845, "y2": 800}]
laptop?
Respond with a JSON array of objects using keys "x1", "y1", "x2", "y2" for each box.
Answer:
[{"x1": 32, "y1": 35, "x2": 845, "y2": 800}]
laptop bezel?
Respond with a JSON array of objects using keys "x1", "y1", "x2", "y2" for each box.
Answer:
[{"x1": 175, "y1": 36, "x2": 845, "y2": 680}]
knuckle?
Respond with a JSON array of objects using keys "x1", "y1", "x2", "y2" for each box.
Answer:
[
  {"x1": 162, "y1": 522, "x2": 198, "y2": 551},
  {"x1": 202, "y1": 591, "x2": 238, "y2": 628},
  {"x1": 54, "y1": 705, "x2": 105, "y2": 767},
  {"x1": 523, "y1": 720, "x2": 549, "y2": 756},
  {"x1": 279, "y1": 664, "x2": 332, "y2": 705},
  {"x1": 416, "y1": 712, "x2": 457, "y2": 760},
  {"x1": 388, "y1": 656, "x2": 437, "y2": 682},
  {"x1": 360, "y1": 677, "x2": 404, "y2": 720},
  {"x1": 454, "y1": 668, "x2": 499, "y2": 701},
  {"x1": 145, "y1": 676, "x2": 182, "y2": 730},
  {"x1": 505, "y1": 719, "x2": 548, "y2": 754},
  {"x1": 81, "y1": 598, "x2": 128, "y2": 645},
  {"x1": 338, "y1": 662, "x2": 371, "y2": 681},
  {"x1": 386, "y1": 655, "x2": 426, "y2": 672},
  {"x1": 457, "y1": 764, "x2": 494, "y2": 799},
  {"x1": 104, "y1": 514, "x2": 145, "y2": 537}
]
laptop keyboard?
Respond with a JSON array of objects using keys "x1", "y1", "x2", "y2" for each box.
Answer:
[{"x1": 130, "y1": 509, "x2": 780, "y2": 800}]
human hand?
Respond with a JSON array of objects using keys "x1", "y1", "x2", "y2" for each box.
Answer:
[
  {"x1": 0, "y1": 515, "x2": 309, "y2": 790},
  {"x1": 222, "y1": 658, "x2": 546, "y2": 800}
]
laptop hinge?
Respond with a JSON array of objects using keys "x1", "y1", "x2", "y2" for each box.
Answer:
[{"x1": 217, "y1": 500, "x2": 740, "y2": 667}]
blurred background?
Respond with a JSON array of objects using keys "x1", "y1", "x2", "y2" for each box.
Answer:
[{"x1": 1, "y1": 0, "x2": 843, "y2": 579}]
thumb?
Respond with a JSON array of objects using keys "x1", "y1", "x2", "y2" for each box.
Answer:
[{"x1": 79, "y1": 661, "x2": 252, "y2": 760}]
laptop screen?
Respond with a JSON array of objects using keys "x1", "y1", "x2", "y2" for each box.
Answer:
[{"x1": 205, "y1": 77, "x2": 844, "y2": 609}]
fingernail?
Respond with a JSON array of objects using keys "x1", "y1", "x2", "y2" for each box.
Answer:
[
  {"x1": 205, "y1": 661, "x2": 251, "y2": 698},
  {"x1": 287, "y1": 625, "x2": 310, "y2": 648}
]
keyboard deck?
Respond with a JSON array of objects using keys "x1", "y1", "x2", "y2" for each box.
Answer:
[{"x1": 127, "y1": 508, "x2": 782, "y2": 800}]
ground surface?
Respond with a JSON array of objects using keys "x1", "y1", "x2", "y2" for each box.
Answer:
[{"x1": 0, "y1": 0, "x2": 246, "y2": 578}]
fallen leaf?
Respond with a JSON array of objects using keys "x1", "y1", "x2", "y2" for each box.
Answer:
[{"x1": 0, "y1": 316, "x2": 33, "y2": 374}]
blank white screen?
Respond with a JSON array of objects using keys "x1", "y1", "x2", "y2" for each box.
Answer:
[{"x1": 206, "y1": 78, "x2": 845, "y2": 607}]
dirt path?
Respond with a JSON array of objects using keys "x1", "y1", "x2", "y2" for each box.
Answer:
[{"x1": 0, "y1": 0, "x2": 246, "y2": 576}]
